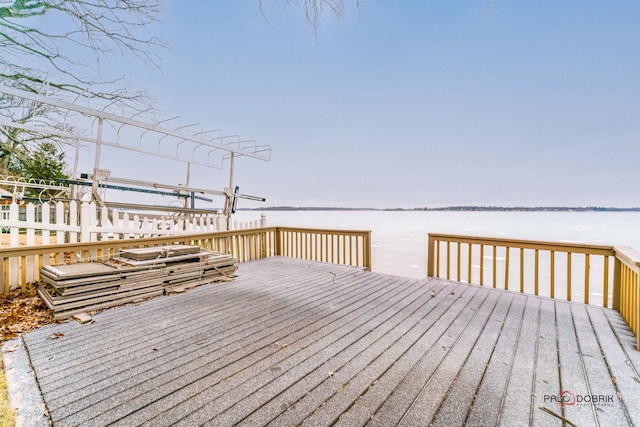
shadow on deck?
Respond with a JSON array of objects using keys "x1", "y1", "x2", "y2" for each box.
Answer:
[{"x1": 4, "y1": 257, "x2": 640, "y2": 426}]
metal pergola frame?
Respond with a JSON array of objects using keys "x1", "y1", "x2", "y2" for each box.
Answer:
[{"x1": 0, "y1": 85, "x2": 271, "y2": 223}]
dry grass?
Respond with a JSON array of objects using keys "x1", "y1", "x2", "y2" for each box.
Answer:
[{"x1": 0, "y1": 357, "x2": 16, "y2": 427}]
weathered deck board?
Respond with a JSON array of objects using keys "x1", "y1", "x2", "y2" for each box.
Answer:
[
  {"x1": 496, "y1": 297, "x2": 540, "y2": 426},
  {"x1": 530, "y1": 298, "x2": 563, "y2": 427},
  {"x1": 361, "y1": 285, "x2": 493, "y2": 427},
  {"x1": 16, "y1": 256, "x2": 640, "y2": 427}
]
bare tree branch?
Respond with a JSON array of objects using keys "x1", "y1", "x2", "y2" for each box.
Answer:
[
  {"x1": 0, "y1": 0, "x2": 166, "y2": 102},
  {"x1": 0, "y1": 0, "x2": 167, "y2": 180},
  {"x1": 256, "y1": 0, "x2": 360, "y2": 36}
]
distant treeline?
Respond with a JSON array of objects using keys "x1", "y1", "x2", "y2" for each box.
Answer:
[{"x1": 239, "y1": 206, "x2": 640, "y2": 212}]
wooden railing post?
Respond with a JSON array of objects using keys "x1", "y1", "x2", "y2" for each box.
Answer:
[
  {"x1": 260, "y1": 230, "x2": 267, "y2": 258},
  {"x1": 274, "y1": 227, "x2": 282, "y2": 256},
  {"x1": 364, "y1": 231, "x2": 372, "y2": 271},
  {"x1": 427, "y1": 234, "x2": 435, "y2": 277},
  {"x1": 613, "y1": 257, "x2": 622, "y2": 311}
]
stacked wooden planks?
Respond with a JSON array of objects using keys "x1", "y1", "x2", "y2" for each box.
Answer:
[{"x1": 38, "y1": 245, "x2": 237, "y2": 320}]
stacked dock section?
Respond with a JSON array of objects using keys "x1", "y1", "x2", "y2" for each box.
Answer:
[{"x1": 38, "y1": 245, "x2": 237, "y2": 319}]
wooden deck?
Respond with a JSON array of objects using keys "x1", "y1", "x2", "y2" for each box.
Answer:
[{"x1": 17, "y1": 257, "x2": 640, "y2": 426}]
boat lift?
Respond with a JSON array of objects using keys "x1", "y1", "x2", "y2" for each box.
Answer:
[{"x1": 0, "y1": 85, "x2": 271, "y2": 225}]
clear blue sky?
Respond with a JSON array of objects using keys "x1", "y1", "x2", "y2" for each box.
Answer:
[{"x1": 94, "y1": 1, "x2": 640, "y2": 208}]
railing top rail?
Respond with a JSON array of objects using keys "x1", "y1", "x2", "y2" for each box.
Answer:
[
  {"x1": 0, "y1": 226, "x2": 373, "y2": 259},
  {"x1": 614, "y1": 246, "x2": 640, "y2": 268},
  {"x1": 428, "y1": 233, "x2": 615, "y2": 256},
  {"x1": 276, "y1": 226, "x2": 371, "y2": 236},
  {"x1": 0, "y1": 227, "x2": 280, "y2": 258}
]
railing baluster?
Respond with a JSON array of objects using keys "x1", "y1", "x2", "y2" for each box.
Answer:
[
  {"x1": 630, "y1": 272, "x2": 640, "y2": 338},
  {"x1": 493, "y1": 246, "x2": 497, "y2": 288},
  {"x1": 457, "y1": 242, "x2": 461, "y2": 281},
  {"x1": 603, "y1": 256, "x2": 609, "y2": 307},
  {"x1": 520, "y1": 248, "x2": 524, "y2": 293},
  {"x1": 584, "y1": 253, "x2": 590, "y2": 304},
  {"x1": 567, "y1": 252, "x2": 572, "y2": 301},
  {"x1": 479, "y1": 244, "x2": 484, "y2": 286},
  {"x1": 447, "y1": 241, "x2": 451, "y2": 280},
  {"x1": 436, "y1": 240, "x2": 441, "y2": 277},
  {"x1": 550, "y1": 250, "x2": 555, "y2": 298},
  {"x1": 350, "y1": 235, "x2": 354, "y2": 266},
  {"x1": 331, "y1": 234, "x2": 336, "y2": 263},
  {"x1": 20, "y1": 255, "x2": 27, "y2": 291},
  {"x1": 534, "y1": 249, "x2": 539, "y2": 296},
  {"x1": 504, "y1": 247, "x2": 510, "y2": 290},
  {"x1": 625, "y1": 266, "x2": 630, "y2": 325},
  {"x1": 468, "y1": 243, "x2": 472, "y2": 284},
  {"x1": 324, "y1": 233, "x2": 328, "y2": 263},
  {"x1": 1, "y1": 258, "x2": 7, "y2": 294},
  {"x1": 621, "y1": 266, "x2": 627, "y2": 324}
]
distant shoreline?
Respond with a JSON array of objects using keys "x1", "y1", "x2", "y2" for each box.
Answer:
[{"x1": 239, "y1": 206, "x2": 640, "y2": 212}]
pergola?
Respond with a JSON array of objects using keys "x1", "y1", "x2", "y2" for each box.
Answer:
[{"x1": 0, "y1": 85, "x2": 271, "y2": 222}]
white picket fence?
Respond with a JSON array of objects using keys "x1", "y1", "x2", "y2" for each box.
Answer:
[{"x1": 0, "y1": 201, "x2": 266, "y2": 247}]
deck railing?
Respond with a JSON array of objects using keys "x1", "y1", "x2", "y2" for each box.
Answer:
[
  {"x1": 428, "y1": 233, "x2": 640, "y2": 350},
  {"x1": 275, "y1": 227, "x2": 372, "y2": 268},
  {"x1": 0, "y1": 226, "x2": 372, "y2": 294}
]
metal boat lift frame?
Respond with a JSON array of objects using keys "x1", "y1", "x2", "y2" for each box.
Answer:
[{"x1": 0, "y1": 85, "x2": 271, "y2": 223}]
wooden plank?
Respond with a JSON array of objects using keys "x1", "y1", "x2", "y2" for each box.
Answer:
[
  {"x1": 555, "y1": 301, "x2": 596, "y2": 426},
  {"x1": 119, "y1": 245, "x2": 201, "y2": 260},
  {"x1": 497, "y1": 297, "x2": 541, "y2": 426},
  {"x1": 530, "y1": 299, "x2": 562, "y2": 427},
  {"x1": 31, "y1": 261, "x2": 345, "y2": 389},
  {"x1": 51, "y1": 291, "x2": 165, "y2": 320},
  {"x1": 261, "y1": 281, "x2": 473, "y2": 427},
  {"x1": 37, "y1": 247, "x2": 238, "y2": 317},
  {"x1": 393, "y1": 291, "x2": 510, "y2": 426},
  {"x1": 115, "y1": 274, "x2": 423, "y2": 427},
  {"x1": 38, "y1": 285, "x2": 164, "y2": 311},
  {"x1": 465, "y1": 295, "x2": 527, "y2": 426},
  {"x1": 365, "y1": 288, "x2": 499, "y2": 427},
  {"x1": 571, "y1": 304, "x2": 628, "y2": 425},
  {"x1": 27, "y1": 258, "x2": 343, "y2": 359},
  {"x1": 213, "y1": 279, "x2": 457, "y2": 427},
  {"x1": 42, "y1": 263, "x2": 400, "y2": 423},
  {"x1": 430, "y1": 293, "x2": 522, "y2": 426},
  {"x1": 335, "y1": 284, "x2": 489, "y2": 427},
  {"x1": 587, "y1": 306, "x2": 640, "y2": 424}
]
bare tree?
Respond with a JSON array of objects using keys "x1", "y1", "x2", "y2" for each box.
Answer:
[
  {"x1": 0, "y1": 0, "x2": 166, "y2": 180},
  {"x1": 257, "y1": 0, "x2": 360, "y2": 35},
  {"x1": 0, "y1": 0, "x2": 165, "y2": 99}
]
